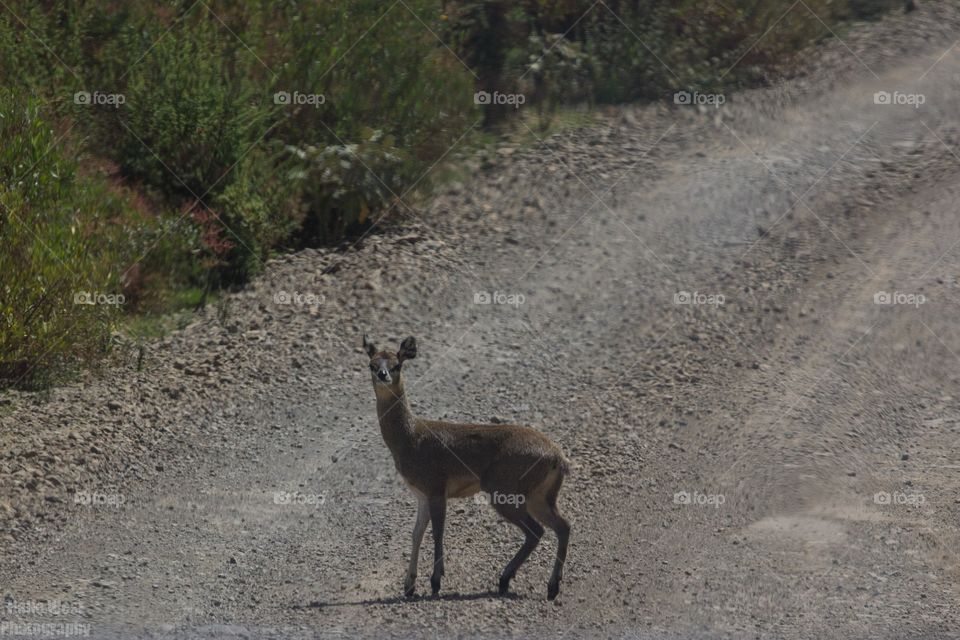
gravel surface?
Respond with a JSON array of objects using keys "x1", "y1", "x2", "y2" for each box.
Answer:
[{"x1": 3, "y1": 3, "x2": 960, "y2": 638}]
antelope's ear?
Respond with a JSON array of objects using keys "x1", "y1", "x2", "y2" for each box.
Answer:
[
  {"x1": 397, "y1": 336, "x2": 417, "y2": 362},
  {"x1": 363, "y1": 334, "x2": 377, "y2": 358}
]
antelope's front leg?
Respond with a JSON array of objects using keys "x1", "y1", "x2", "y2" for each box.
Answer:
[{"x1": 404, "y1": 498, "x2": 429, "y2": 597}]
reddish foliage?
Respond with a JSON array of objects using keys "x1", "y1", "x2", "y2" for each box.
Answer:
[{"x1": 189, "y1": 202, "x2": 235, "y2": 266}]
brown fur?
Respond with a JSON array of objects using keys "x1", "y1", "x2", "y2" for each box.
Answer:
[{"x1": 364, "y1": 335, "x2": 572, "y2": 600}]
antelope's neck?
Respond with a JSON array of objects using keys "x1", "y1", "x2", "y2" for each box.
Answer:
[{"x1": 375, "y1": 385, "x2": 415, "y2": 454}]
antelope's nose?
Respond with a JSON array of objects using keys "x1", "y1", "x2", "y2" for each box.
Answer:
[{"x1": 377, "y1": 369, "x2": 389, "y2": 381}]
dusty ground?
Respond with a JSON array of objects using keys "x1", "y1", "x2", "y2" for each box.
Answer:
[{"x1": 3, "y1": 3, "x2": 960, "y2": 638}]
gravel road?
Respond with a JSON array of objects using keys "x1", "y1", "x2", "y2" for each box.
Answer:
[{"x1": 3, "y1": 3, "x2": 960, "y2": 638}]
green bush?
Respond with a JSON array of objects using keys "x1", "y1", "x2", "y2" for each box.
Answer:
[
  {"x1": 287, "y1": 129, "x2": 415, "y2": 245},
  {"x1": 210, "y1": 145, "x2": 302, "y2": 282},
  {"x1": 85, "y1": 0, "x2": 475, "y2": 281},
  {"x1": 0, "y1": 92, "x2": 145, "y2": 386},
  {"x1": 100, "y1": 15, "x2": 272, "y2": 204},
  {"x1": 272, "y1": 1, "x2": 476, "y2": 155},
  {"x1": 445, "y1": 0, "x2": 898, "y2": 110},
  {"x1": 269, "y1": 0, "x2": 477, "y2": 239}
]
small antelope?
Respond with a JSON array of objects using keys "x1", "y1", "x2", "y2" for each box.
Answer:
[{"x1": 363, "y1": 335, "x2": 571, "y2": 600}]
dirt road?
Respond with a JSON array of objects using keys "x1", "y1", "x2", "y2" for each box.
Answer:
[{"x1": 3, "y1": 4, "x2": 960, "y2": 638}]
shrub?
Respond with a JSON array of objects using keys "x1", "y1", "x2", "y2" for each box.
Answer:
[
  {"x1": 446, "y1": 0, "x2": 899, "y2": 111},
  {"x1": 0, "y1": 92, "x2": 144, "y2": 386},
  {"x1": 210, "y1": 145, "x2": 303, "y2": 282},
  {"x1": 270, "y1": 0, "x2": 477, "y2": 228},
  {"x1": 101, "y1": 15, "x2": 272, "y2": 205},
  {"x1": 286, "y1": 130, "x2": 415, "y2": 245}
]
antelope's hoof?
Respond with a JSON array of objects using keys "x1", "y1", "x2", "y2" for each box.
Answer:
[
  {"x1": 403, "y1": 583, "x2": 416, "y2": 598},
  {"x1": 547, "y1": 581, "x2": 560, "y2": 601},
  {"x1": 498, "y1": 576, "x2": 511, "y2": 596},
  {"x1": 430, "y1": 575, "x2": 442, "y2": 596}
]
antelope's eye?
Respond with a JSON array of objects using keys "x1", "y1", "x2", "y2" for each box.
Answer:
[
  {"x1": 369, "y1": 364, "x2": 377, "y2": 371},
  {"x1": 391, "y1": 365, "x2": 401, "y2": 372}
]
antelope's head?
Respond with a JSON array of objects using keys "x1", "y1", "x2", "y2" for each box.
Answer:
[{"x1": 363, "y1": 335, "x2": 417, "y2": 395}]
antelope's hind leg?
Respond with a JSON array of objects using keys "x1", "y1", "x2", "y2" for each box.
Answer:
[
  {"x1": 528, "y1": 477, "x2": 570, "y2": 600},
  {"x1": 493, "y1": 500, "x2": 544, "y2": 596}
]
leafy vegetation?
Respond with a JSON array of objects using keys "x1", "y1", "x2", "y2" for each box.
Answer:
[
  {"x1": 0, "y1": 0, "x2": 902, "y2": 387},
  {"x1": 0, "y1": 91, "x2": 148, "y2": 386},
  {"x1": 446, "y1": 0, "x2": 906, "y2": 125}
]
